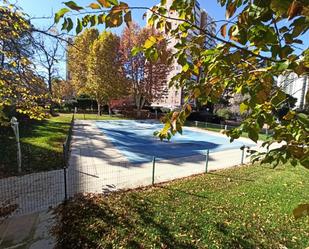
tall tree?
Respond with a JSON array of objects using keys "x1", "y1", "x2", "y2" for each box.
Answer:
[
  {"x1": 35, "y1": 35, "x2": 62, "y2": 115},
  {"x1": 0, "y1": 4, "x2": 48, "y2": 124},
  {"x1": 67, "y1": 28, "x2": 99, "y2": 95},
  {"x1": 120, "y1": 24, "x2": 170, "y2": 112},
  {"x1": 87, "y1": 31, "x2": 128, "y2": 115}
]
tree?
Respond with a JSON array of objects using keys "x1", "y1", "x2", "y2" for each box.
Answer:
[
  {"x1": 35, "y1": 35, "x2": 62, "y2": 115},
  {"x1": 52, "y1": 78, "x2": 75, "y2": 102},
  {"x1": 87, "y1": 31, "x2": 128, "y2": 115},
  {"x1": 0, "y1": 4, "x2": 48, "y2": 124},
  {"x1": 67, "y1": 28, "x2": 99, "y2": 95},
  {"x1": 120, "y1": 24, "x2": 170, "y2": 113}
]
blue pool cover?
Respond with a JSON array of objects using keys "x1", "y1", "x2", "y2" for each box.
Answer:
[{"x1": 96, "y1": 120, "x2": 254, "y2": 163}]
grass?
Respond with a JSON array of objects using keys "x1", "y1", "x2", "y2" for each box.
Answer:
[
  {"x1": 0, "y1": 114, "x2": 72, "y2": 176},
  {"x1": 54, "y1": 164, "x2": 309, "y2": 249}
]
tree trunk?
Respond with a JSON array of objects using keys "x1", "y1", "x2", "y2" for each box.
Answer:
[
  {"x1": 48, "y1": 71, "x2": 54, "y2": 116},
  {"x1": 97, "y1": 102, "x2": 101, "y2": 116}
]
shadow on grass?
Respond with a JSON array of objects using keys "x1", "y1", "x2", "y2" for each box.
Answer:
[
  {"x1": 56, "y1": 194, "x2": 200, "y2": 249},
  {"x1": 0, "y1": 119, "x2": 70, "y2": 177},
  {"x1": 56, "y1": 190, "x2": 261, "y2": 249}
]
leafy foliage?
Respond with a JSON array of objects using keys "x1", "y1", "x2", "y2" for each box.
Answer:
[
  {"x1": 0, "y1": 4, "x2": 49, "y2": 123},
  {"x1": 55, "y1": 0, "x2": 309, "y2": 168},
  {"x1": 67, "y1": 28, "x2": 99, "y2": 95},
  {"x1": 120, "y1": 23, "x2": 171, "y2": 111},
  {"x1": 87, "y1": 31, "x2": 128, "y2": 114}
]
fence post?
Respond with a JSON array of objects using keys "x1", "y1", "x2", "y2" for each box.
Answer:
[
  {"x1": 205, "y1": 149, "x2": 209, "y2": 173},
  {"x1": 63, "y1": 143, "x2": 66, "y2": 167},
  {"x1": 224, "y1": 125, "x2": 228, "y2": 131},
  {"x1": 241, "y1": 146, "x2": 245, "y2": 165},
  {"x1": 195, "y1": 121, "x2": 198, "y2": 127},
  {"x1": 63, "y1": 167, "x2": 68, "y2": 202},
  {"x1": 152, "y1": 156, "x2": 156, "y2": 185}
]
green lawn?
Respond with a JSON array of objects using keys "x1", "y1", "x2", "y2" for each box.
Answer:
[
  {"x1": 0, "y1": 114, "x2": 72, "y2": 176},
  {"x1": 54, "y1": 164, "x2": 309, "y2": 249}
]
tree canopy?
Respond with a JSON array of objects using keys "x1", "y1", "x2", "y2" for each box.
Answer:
[
  {"x1": 120, "y1": 23, "x2": 171, "y2": 111},
  {"x1": 0, "y1": 4, "x2": 48, "y2": 123},
  {"x1": 87, "y1": 31, "x2": 128, "y2": 114}
]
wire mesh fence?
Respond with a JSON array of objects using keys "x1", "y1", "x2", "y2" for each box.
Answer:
[
  {"x1": 0, "y1": 169, "x2": 65, "y2": 217},
  {"x1": 0, "y1": 146, "x2": 252, "y2": 218},
  {"x1": 185, "y1": 120, "x2": 272, "y2": 135}
]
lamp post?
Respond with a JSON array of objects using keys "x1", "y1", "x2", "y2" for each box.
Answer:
[{"x1": 10, "y1": 117, "x2": 22, "y2": 173}]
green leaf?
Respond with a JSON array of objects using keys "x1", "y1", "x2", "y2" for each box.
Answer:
[
  {"x1": 247, "y1": 127, "x2": 259, "y2": 143},
  {"x1": 182, "y1": 63, "x2": 190, "y2": 72},
  {"x1": 239, "y1": 103, "x2": 248, "y2": 114},
  {"x1": 54, "y1": 8, "x2": 70, "y2": 23},
  {"x1": 64, "y1": 1, "x2": 83, "y2": 11},
  {"x1": 131, "y1": 46, "x2": 142, "y2": 56},
  {"x1": 297, "y1": 113, "x2": 309, "y2": 127},
  {"x1": 271, "y1": 90, "x2": 286, "y2": 106},
  {"x1": 76, "y1": 18, "x2": 83, "y2": 34},
  {"x1": 107, "y1": 0, "x2": 118, "y2": 5},
  {"x1": 67, "y1": 18, "x2": 74, "y2": 31},
  {"x1": 90, "y1": 15, "x2": 98, "y2": 26}
]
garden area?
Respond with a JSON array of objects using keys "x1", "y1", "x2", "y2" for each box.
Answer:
[
  {"x1": 54, "y1": 164, "x2": 309, "y2": 249},
  {"x1": 0, "y1": 114, "x2": 72, "y2": 177}
]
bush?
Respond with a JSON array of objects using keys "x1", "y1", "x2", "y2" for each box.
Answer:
[{"x1": 216, "y1": 108, "x2": 232, "y2": 120}]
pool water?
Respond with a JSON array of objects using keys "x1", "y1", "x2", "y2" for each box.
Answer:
[{"x1": 96, "y1": 120, "x2": 253, "y2": 163}]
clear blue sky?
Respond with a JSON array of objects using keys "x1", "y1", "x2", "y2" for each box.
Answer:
[
  {"x1": 18, "y1": 0, "x2": 226, "y2": 31},
  {"x1": 17, "y1": 0, "x2": 226, "y2": 77},
  {"x1": 17, "y1": 0, "x2": 308, "y2": 77}
]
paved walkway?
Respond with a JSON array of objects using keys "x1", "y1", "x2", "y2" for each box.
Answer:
[
  {"x1": 0, "y1": 210, "x2": 55, "y2": 249},
  {"x1": 67, "y1": 120, "x2": 263, "y2": 195},
  {"x1": 0, "y1": 170, "x2": 65, "y2": 217}
]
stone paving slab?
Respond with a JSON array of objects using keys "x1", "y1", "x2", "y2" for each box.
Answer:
[{"x1": 0, "y1": 211, "x2": 55, "y2": 249}]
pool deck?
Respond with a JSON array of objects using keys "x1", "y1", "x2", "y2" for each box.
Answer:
[{"x1": 68, "y1": 120, "x2": 265, "y2": 195}]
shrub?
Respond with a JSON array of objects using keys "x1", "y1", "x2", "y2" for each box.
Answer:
[{"x1": 216, "y1": 108, "x2": 232, "y2": 120}]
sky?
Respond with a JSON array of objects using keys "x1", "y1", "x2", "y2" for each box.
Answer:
[
  {"x1": 18, "y1": 0, "x2": 226, "y2": 31},
  {"x1": 16, "y1": 0, "x2": 226, "y2": 78},
  {"x1": 15, "y1": 0, "x2": 309, "y2": 78}
]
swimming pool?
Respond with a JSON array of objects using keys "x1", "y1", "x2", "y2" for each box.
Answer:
[{"x1": 96, "y1": 120, "x2": 253, "y2": 163}]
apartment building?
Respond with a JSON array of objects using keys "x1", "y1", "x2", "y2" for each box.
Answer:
[
  {"x1": 150, "y1": 0, "x2": 216, "y2": 110},
  {"x1": 277, "y1": 73, "x2": 308, "y2": 109}
]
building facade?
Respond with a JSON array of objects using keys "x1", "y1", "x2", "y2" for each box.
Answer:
[
  {"x1": 277, "y1": 73, "x2": 308, "y2": 109},
  {"x1": 149, "y1": 0, "x2": 216, "y2": 110}
]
